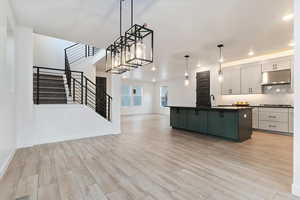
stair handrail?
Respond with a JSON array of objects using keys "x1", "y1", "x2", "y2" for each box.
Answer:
[
  {"x1": 33, "y1": 66, "x2": 112, "y2": 121},
  {"x1": 71, "y1": 75, "x2": 112, "y2": 121},
  {"x1": 33, "y1": 66, "x2": 82, "y2": 73},
  {"x1": 84, "y1": 75, "x2": 112, "y2": 99},
  {"x1": 64, "y1": 43, "x2": 99, "y2": 94}
]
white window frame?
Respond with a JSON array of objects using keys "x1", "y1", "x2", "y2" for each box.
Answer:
[
  {"x1": 121, "y1": 85, "x2": 143, "y2": 107},
  {"x1": 160, "y1": 86, "x2": 168, "y2": 107}
]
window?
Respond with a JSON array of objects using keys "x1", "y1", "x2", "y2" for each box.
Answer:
[
  {"x1": 121, "y1": 85, "x2": 131, "y2": 106},
  {"x1": 121, "y1": 85, "x2": 143, "y2": 107},
  {"x1": 132, "y1": 86, "x2": 142, "y2": 106},
  {"x1": 160, "y1": 86, "x2": 168, "y2": 107}
]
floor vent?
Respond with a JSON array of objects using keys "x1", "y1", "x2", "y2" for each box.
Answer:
[{"x1": 16, "y1": 196, "x2": 30, "y2": 200}]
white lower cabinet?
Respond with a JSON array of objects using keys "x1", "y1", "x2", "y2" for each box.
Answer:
[
  {"x1": 289, "y1": 109, "x2": 294, "y2": 133},
  {"x1": 259, "y1": 111, "x2": 288, "y2": 122},
  {"x1": 254, "y1": 107, "x2": 293, "y2": 134},
  {"x1": 259, "y1": 121, "x2": 289, "y2": 133},
  {"x1": 252, "y1": 108, "x2": 259, "y2": 129}
]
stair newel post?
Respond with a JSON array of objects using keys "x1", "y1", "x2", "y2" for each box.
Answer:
[
  {"x1": 37, "y1": 67, "x2": 40, "y2": 105},
  {"x1": 85, "y1": 45, "x2": 88, "y2": 58},
  {"x1": 81, "y1": 72, "x2": 84, "y2": 104},
  {"x1": 85, "y1": 78, "x2": 88, "y2": 105},
  {"x1": 73, "y1": 78, "x2": 75, "y2": 102},
  {"x1": 108, "y1": 96, "x2": 111, "y2": 121}
]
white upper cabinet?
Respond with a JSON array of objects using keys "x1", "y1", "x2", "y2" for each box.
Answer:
[
  {"x1": 241, "y1": 63, "x2": 262, "y2": 94},
  {"x1": 262, "y1": 56, "x2": 292, "y2": 72},
  {"x1": 221, "y1": 66, "x2": 241, "y2": 95}
]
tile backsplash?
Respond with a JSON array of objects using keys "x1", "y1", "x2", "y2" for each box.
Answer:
[{"x1": 218, "y1": 93, "x2": 294, "y2": 106}]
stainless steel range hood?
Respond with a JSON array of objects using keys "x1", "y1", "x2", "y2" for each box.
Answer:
[{"x1": 261, "y1": 69, "x2": 291, "y2": 86}]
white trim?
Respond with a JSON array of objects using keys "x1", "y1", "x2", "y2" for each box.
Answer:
[
  {"x1": 0, "y1": 150, "x2": 16, "y2": 179},
  {"x1": 292, "y1": 184, "x2": 300, "y2": 197}
]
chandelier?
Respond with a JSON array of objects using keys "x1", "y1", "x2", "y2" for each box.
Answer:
[{"x1": 106, "y1": 0, "x2": 154, "y2": 74}]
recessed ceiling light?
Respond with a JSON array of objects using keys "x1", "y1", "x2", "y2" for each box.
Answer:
[
  {"x1": 282, "y1": 14, "x2": 294, "y2": 21},
  {"x1": 152, "y1": 78, "x2": 156, "y2": 82},
  {"x1": 289, "y1": 41, "x2": 295, "y2": 47},
  {"x1": 248, "y1": 51, "x2": 254, "y2": 56},
  {"x1": 197, "y1": 64, "x2": 201, "y2": 67},
  {"x1": 122, "y1": 75, "x2": 127, "y2": 79}
]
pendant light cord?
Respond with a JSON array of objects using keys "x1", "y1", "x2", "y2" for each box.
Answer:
[
  {"x1": 131, "y1": 0, "x2": 134, "y2": 26},
  {"x1": 120, "y1": 0, "x2": 123, "y2": 36}
]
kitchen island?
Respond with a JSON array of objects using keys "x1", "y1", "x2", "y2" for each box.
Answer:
[{"x1": 170, "y1": 106, "x2": 253, "y2": 142}]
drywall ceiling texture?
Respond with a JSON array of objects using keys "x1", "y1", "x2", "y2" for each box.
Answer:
[{"x1": 11, "y1": 0, "x2": 294, "y2": 81}]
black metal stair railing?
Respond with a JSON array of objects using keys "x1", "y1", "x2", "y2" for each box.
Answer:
[
  {"x1": 33, "y1": 66, "x2": 112, "y2": 121},
  {"x1": 64, "y1": 43, "x2": 100, "y2": 94},
  {"x1": 33, "y1": 66, "x2": 83, "y2": 104},
  {"x1": 71, "y1": 76, "x2": 112, "y2": 121}
]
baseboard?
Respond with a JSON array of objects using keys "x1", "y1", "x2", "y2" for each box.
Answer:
[
  {"x1": 0, "y1": 150, "x2": 16, "y2": 180},
  {"x1": 35, "y1": 131, "x2": 120, "y2": 146},
  {"x1": 292, "y1": 183, "x2": 300, "y2": 197}
]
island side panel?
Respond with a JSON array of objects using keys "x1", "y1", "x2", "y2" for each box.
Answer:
[{"x1": 238, "y1": 109, "x2": 253, "y2": 142}]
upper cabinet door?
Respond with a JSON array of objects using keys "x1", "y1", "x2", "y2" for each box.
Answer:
[
  {"x1": 221, "y1": 66, "x2": 241, "y2": 95},
  {"x1": 241, "y1": 63, "x2": 262, "y2": 94},
  {"x1": 262, "y1": 57, "x2": 292, "y2": 72}
]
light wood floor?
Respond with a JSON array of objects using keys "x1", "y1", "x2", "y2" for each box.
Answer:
[{"x1": 0, "y1": 114, "x2": 299, "y2": 200}]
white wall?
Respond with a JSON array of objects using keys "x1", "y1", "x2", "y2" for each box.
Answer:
[
  {"x1": 0, "y1": 0, "x2": 17, "y2": 177},
  {"x1": 154, "y1": 51, "x2": 295, "y2": 115},
  {"x1": 121, "y1": 80, "x2": 155, "y2": 115},
  {"x1": 33, "y1": 33, "x2": 74, "y2": 69},
  {"x1": 34, "y1": 105, "x2": 119, "y2": 144},
  {"x1": 15, "y1": 27, "x2": 34, "y2": 147},
  {"x1": 293, "y1": 0, "x2": 300, "y2": 197},
  {"x1": 111, "y1": 75, "x2": 121, "y2": 132}
]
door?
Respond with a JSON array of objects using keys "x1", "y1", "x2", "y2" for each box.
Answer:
[
  {"x1": 241, "y1": 63, "x2": 262, "y2": 94},
  {"x1": 221, "y1": 66, "x2": 241, "y2": 95},
  {"x1": 196, "y1": 71, "x2": 210, "y2": 107},
  {"x1": 96, "y1": 77, "x2": 107, "y2": 118}
]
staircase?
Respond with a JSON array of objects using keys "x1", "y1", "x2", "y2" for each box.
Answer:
[
  {"x1": 33, "y1": 73, "x2": 67, "y2": 104},
  {"x1": 33, "y1": 43, "x2": 112, "y2": 121}
]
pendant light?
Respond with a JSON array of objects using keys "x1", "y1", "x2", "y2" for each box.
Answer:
[
  {"x1": 184, "y1": 55, "x2": 190, "y2": 86},
  {"x1": 217, "y1": 44, "x2": 224, "y2": 82},
  {"x1": 125, "y1": 0, "x2": 154, "y2": 66},
  {"x1": 105, "y1": 0, "x2": 140, "y2": 74}
]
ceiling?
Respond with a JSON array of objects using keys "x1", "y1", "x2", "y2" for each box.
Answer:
[{"x1": 11, "y1": 0, "x2": 294, "y2": 81}]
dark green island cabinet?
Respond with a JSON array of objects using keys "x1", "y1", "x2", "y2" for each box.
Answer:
[{"x1": 170, "y1": 106, "x2": 253, "y2": 142}]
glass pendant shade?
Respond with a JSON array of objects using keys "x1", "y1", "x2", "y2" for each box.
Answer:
[
  {"x1": 125, "y1": 24, "x2": 153, "y2": 66},
  {"x1": 217, "y1": 44, "x2": 224, "y2": 82},
  {"x1": 114, "y1": 36, "x2": 140, "y2": 71},
  {"x1": 184, "y1": 78, "x2": 190, "y2": 86},
  {"x1": 105, "y1": 44, "x2": 127, "y2": 74},
  {"x1": 218, "y1": 70, "x2": 224, "y2": 82}
]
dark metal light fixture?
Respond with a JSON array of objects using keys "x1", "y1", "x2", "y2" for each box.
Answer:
[
  {"x1": 217, "y1": 44, "x2": 224, "y2": 82},
  {"x1": 105, "y1": 0, "x2": 140, "y2": 74},
  {"x1": 125, "y1": 0, "x2": 154, "y2": 66},
  {"x1": 184, "y1": 55, "x2": 190, "y2": 86}
]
